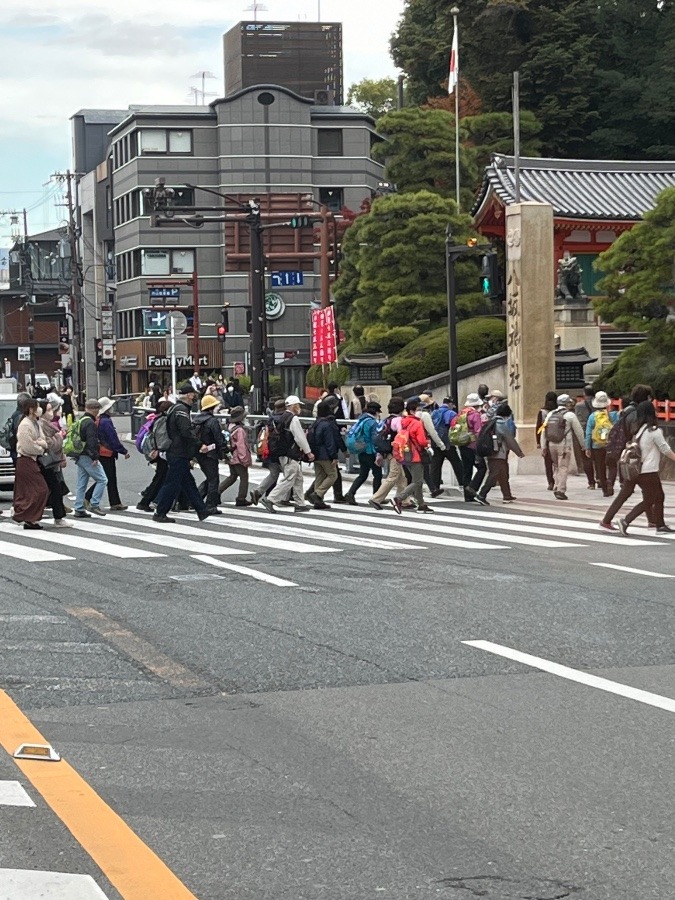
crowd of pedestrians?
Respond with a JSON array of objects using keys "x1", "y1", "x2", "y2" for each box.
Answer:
[{"x1": 2, "y1": 376, "x2": 673, "y2": 536}]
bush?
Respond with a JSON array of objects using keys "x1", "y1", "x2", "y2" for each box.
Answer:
[
  {"x1": 594, "y1": 326, "x2": 675, "y2": 400},
  {"x1": 306, "y1": 363, "x2": 350, "y2": 389},
  {"x1": 384, "y1": 317, "x2": 506, "y2": 387}
]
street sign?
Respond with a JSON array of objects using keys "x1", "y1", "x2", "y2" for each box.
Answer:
[
  {"x1": 271, "y1": 270, "x2": 304, "y2": 287},
  {"x1": 18, "y1": 346, "x2": 30, "y2": 361},
  {"x1": 148, "y1": 286, "x2": 181, "y2": 302},
  {"x1": 169, "y1": 310, "x2": 187, "y2": 335},
  {"x1": 143, "y1": 309, "x2": 170, "y2": 335},
  {"x1": 166, "y1": 335, "x2": 188, "y2": 356},
  {"x1": 101, "y1": 339, "x2": 114, "y2": 360},
  {"x1": 100, "y1": 306, "x2": 113, "y2": 338}
]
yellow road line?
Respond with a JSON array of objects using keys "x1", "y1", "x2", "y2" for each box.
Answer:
[
  {"x1": 66, "y1": 606, "x2": 213, "y2": 693},
  {"x1": 0, "y1": 689, "x2": 199, "y2": 899}
]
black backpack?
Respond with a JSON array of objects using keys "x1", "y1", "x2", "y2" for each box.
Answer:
[
  {"x1": 374, "y1": 415, "x2": 396, "y2": 455},
  {"x1": 475, "y1": 418, "x2": 499, "y2": 458},
  {"x1": 267, "y1": 411, "x2": 294, "y2": 460}
]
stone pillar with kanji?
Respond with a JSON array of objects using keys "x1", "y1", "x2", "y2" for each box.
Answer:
[{"x1": 505, "y1": 202, "x2": 556, "y2": 465}]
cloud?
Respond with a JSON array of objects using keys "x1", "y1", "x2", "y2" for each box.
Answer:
[{"x1": 49, "y1": 14, "x2": 191, "y2": 58}]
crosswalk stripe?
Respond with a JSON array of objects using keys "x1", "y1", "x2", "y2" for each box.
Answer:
[
  {"x1": 193, "y1": 555, "x2": 298, "y2": 587},
  {"x1": 0, "y1": 532, "x2": 75, "y2": 562},
  {"x1": 13, "y1": 527, "x2": 164, "y2": 559},
  {"x1": 66, "y1": 520, "x2": 253, "y2": 556},
  {"x1": 285, "y1": 507, "x2": 583, "y2": 549},
  {"x1": 223, "y1": 507, "x2": 509, "y2": 550},
  {"x1": 429, "y1": 505, "x2": 667, "y2": 546},
  {"x1": 119, "y1": 510, "x2": 340, "y2": 554},
  {"x1": 0, "y1": 869, "x2": 110, "y2": 898},
  {"x1": 173, "y1": 510, "x2": 426, "y2": 551}
]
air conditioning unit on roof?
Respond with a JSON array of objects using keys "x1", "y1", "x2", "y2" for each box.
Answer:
[{"x1": 313, "y1": 89, "x2": 335, "y2": 105}]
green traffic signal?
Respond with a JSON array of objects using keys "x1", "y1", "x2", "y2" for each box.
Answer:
[
  {"x1": 482, "y1": 276, "x2": 491, "y2": 296},
  {"x1": 290, "y1": 215, "x2": 311, "y2": 228}
]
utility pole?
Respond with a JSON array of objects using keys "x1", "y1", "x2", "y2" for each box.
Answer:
[
  {"x1": 247, "y1": 200, "x2": 268, "y2": 413},
  {"x1": 51, "y1": 170, "x2": 83, "y2": 400}
]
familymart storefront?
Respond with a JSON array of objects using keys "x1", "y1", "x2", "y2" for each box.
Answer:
[{"x1": 114, "y1": 339, "x2": 224, "y2": 394}]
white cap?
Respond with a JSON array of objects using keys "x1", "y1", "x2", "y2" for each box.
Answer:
[{"x1": 285, "y1": 395, "x2": 301, "y2": 406}]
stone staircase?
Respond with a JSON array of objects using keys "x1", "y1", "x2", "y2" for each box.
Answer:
[{"x1": 600, "y1": 331, "x2": 648, "y2": 367}]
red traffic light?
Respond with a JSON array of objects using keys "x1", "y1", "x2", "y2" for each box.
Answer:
[{"x1": 217, "y1": 324, "x2": 227, "y2": 343}]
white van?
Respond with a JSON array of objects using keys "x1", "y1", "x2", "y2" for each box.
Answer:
[
  {"x1": 0, "y1": 393, "x2": 17, "y2": 491},
  {"x1": 25, "y1": 373, "x2": 53, "y2": 393}
]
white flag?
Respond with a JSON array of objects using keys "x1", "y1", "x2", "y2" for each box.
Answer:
[{"x1": 448, "y1": 23, "x2": 458, "y2": 95}]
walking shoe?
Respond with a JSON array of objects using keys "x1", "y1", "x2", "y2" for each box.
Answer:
[
  {"x1": 279, "y1": 500, "x2": 293, "y2": 507},
  {"x1": 390, "y1": 497, "x2": 403, "y2": 515},
  {"x1": 260, "y1": 497, "x2": 276, "y2": 514},
  {"x1": 617, "y1": 517, "x2": 629, "y2": 535},
  {"x1": 587, "y1": 484, "x2": 596, "y2": 490},
  {"x1": 62, "y1": 504, "x2": 73, "y2": 513},
  {"x1": 602, "y1": 490, "x2": 614, "y2": 498},
  {"x1": 306, "y1": 490, "x2": 319, "y2": 506},
  {"x1": 313, "y1": 501, "x2": 332, "y2": 510},
  {"x1": 23, "y1": 522, "x2": 43, "y2": 530},
  {"x1": 474, "y1": 494, "x2": 490, "y2": 506},
  {"x1": 53, "y1": 518, "x2": 72, "y2": 528},
  {"x1": 345, "y1": 493, "x2": 358, "y2": 506},
  {"x1": 502, "y1": 497, "x2": 517, "y2": 503},
  {"x1": 198, "y1": 509, "x2": 216, "y2": 521},
  {"x1": 430, "y1": 488, "x2": 445, "y2": 498},
  {"x1": 206, "y1": 507, "x2": 223, "y2": 515},
  {"x1": 554, "y1": 491, "x2": 568, "y2": 500},
  {"x1": 250, "y1": 490, "x2": 261, "y2": 506},
  {"x1": 368, "y1": 499, "x2": 384, "y2": 510},
  {"x1": 73, "y1": 510, "x2": 91, "y2": 518},
  {"x1": 547, "y1": 484, "x2": 554, "y2": 491},
  {"x1": 294, "y1": 505, "x2": 311, "y2": 513},
  {"x1": 234, "y1": 499, "x2": 252, "y2": 507},
  {"x1": 153, "y1": 514, "x2": 176, "y2": 524},
  {"x1": 136, "y1": 502, "x2": 153, "y2": 512},
  {"x1": 656, "y1": 525, "x2": 675, "y2": 534},
  {"x1": 416, "y1": 504, "x2": 435, "y2": 513},
  {"x1": 110, "y1": 504, "x2": 128, "y2": 511},
  {"x1": 89, "y1": 506, "x2": 106, "y2": 516},
  {"x1": 599, "y1": 521, "x2": 617, "y2": 531},
  {"x1": 332, "y1": 497, "x2": 348, "y2": 504}
]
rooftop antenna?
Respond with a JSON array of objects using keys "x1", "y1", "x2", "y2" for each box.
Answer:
[
  {"x1": 189, "y1": 71, "x2": 218, "y2": 104},
  {"x1": 245, "y1": 1, "x2": 267, "y2": 21}
]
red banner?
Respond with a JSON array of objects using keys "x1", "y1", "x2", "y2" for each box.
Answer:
[{"x1": 311, "y1": 306, "x2": 338, "y2": 365}]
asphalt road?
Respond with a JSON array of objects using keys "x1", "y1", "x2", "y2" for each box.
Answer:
[{"x1": 0, "y1": 448, "x2": 674, "y2": 900}]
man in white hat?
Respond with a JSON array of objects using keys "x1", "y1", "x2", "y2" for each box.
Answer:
[
  {"x1": 454, "y1": 392, "x2": 487, "y2": 502},
  {"x1": 261, "y1": 395, "x2": 314, "y2": 513},
  {"x1": 540, "y1": 394, "x2": 585, "y2": 500}
]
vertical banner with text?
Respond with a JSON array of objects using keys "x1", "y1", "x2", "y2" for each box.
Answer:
[{"x1": 310, "y1": 306, "x2": 338, "y2": 365}]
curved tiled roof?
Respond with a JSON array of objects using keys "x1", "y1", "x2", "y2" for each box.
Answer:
[{"x1": 472, "y1": 155, "x2": 675, "y2": 221}]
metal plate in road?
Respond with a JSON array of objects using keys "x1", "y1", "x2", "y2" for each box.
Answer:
[{"x1": 169, "y1": 310, "x2": 187, "y2": 334}]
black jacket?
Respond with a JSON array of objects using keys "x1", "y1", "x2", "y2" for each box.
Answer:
[
  {"x1": 166, "y1": 400, "x2": 201, "y2": 459},
  {"x1": 311, "y1": 416, "x2": 345, "y2": 460},
  {"x1": 192, "y1": 411, "x2": 224, "y2": 459},
  {"x1": 79, "y1": 413, "x2": 100, "y2": 460}
]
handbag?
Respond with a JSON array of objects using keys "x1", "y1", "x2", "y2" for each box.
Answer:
[{"x1": 38, "y1": 447, "x2": 64, "y2": 469}]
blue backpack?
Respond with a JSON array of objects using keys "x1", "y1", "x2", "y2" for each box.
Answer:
[
  {"x1": 345, "y1": 416, "x2": 369, "y2": 454},
  {"x1": 431, "y1": 407, "x2": 453, "y2": 444}
]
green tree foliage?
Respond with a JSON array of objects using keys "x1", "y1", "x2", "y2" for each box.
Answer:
[
  {"x1": 346, "y1": 78, "x2": 398, "y2": 120},
  {"x1": 332, "y1": 191, "x2": 483, "y2": 354},
  {"x1": 594, "y1": 328, "x2": 675, "y2": 401},
  {"x1": 391, "y1": 0, "x2": 675, "y2": 160},
  {"x1": 462, "y1": 110, "x2": 542, "y2": 176},
  {"x1": 383, "y1": 318, "x2": 507, "y2": 387},
  {"x1": 306, "y1": 363, "x2": 350, "y2": 389},
  {"x1": 594, "y1": 188, "x2": 675, "y2": 331}
]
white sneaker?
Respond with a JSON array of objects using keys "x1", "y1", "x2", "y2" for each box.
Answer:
[{"x1": 53, "y1": 518, "x2": 72, "y2": 528}]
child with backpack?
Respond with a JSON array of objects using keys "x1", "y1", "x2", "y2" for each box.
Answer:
[
  {"x1": 217, "y1": 406, "x2": 253, "y2": 506},
  {"x1": 585, "y1": 391, "x2": 620, "y2": 497},
  {"x1": 540, "y1": 394, "x2": 585, "y2": 500}
]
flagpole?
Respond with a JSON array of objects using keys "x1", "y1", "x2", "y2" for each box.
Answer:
[{"x1": 450, "y1": 6, "x2": 460, "y2": 213}]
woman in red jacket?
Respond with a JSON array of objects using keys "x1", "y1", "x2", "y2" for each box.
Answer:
[{"x1": 391, "y1": 398, "x2": 432, "y2": 513}]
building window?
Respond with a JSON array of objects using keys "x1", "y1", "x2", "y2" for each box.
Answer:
[
  {"x1": 141, "y1": 248, "x2": 195, "y2": 276},
  {"x1": 317, "y1": 129, "x2": 343, "y2": 156},
  {"x1": 141, "y1": 186, "x2": 194, "y2": 216},
  {"x1": 319, "y1": 187, "x2": 343, "y2": 213},
  {"x1": 138, "y1": 129, "x2": 193, "y2": 155}
]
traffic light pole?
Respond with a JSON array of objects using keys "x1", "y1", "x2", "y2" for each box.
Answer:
[{"x1": 248, "y1": 203, "x2": 267, "y2": 415}]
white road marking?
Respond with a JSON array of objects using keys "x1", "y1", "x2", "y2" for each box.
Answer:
[
  {"x1": 0, "y1": 614, "x2": 68, "y2": 624},
  {"x1": 193, "y1": 554, "x2": 298, "y2": 587},
  {"x1": 590, "y1": 562, "x2": 674, "y2": 579},
  {"x1": 0, "y1": 781, "x2": 35, "y2": 807},
  {"x1": 16, "y1": 528, "x2": 163, "y2": 559},
  {"x1": 121, "y1": 510, "x2": 340, "y2": 554},
  {"x1": 224, "y1": 507, "x2": 509, "y2": 550},
  {"x1": 463, "y1": 640, "x2": 675, "y2": 715},
  {"x1": 435, "y1": 506, "x2": 667, "y2": 546},
  {"x1": 67, "y1": 520, "x2": 253, "y2": 556},
  {"x1": 299, "y1": 508, "x2": 580, "y2": 549},
  {"x1": 0, "y1": 869, "x2": 110, "y2": 898},
  {"x1": 0, "y1": 536, "x2": 75, "y2": 563}
]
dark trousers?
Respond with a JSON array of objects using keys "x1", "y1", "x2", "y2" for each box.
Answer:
[
  {"x1": 155, "y1": 456, "x2": 207, "y2": 518},
  {"x1": 85, "y1": 455, "x2": 121, "y2": 506},
  {"x1": 573, "y1": 436, "x2": 595, "y2": 487},
  {"x1": 459, "y1": 446, "x2": 487, "y2": 500},
  {"x1": 42, "y1": 466, "x2": 66, "y2": 519},
  {"x1": 625, "y1": 473, "x2": 665, "y2": 527},
  {"x1": 141, "y1": 458, "x2": 168, "y2": 505},
  {"x1": 479, "y1": 457, "x2": 513, "y2": 500},
  {"x1": 349, "y1": 452, "x2": 382, "y2": 496},
  {"x1": 590, "y1": 448, "x2": 617, "y2": 494},
  {"x1": 198, "y1": 456, "x2": 221, "y2": 508},
  {"x1": 219, "y1": 463, "x2": 249, "y2": 501},
  {"x1": 429, "y1": 444, "x2": 464, "y2": 490},
  {"x1": 306, "y1": 467, "x2": 344, "y2": 501},
  {"x1": 602, "y1": 477, "x2": 639, "y2": 525},
  {"x1": 542, "y1": 448, "x2": 554, "y2": 488}
]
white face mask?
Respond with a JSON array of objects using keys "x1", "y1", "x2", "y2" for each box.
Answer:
[{"x1": 35, "y1": 407, "x2": 43, "y2": 418}]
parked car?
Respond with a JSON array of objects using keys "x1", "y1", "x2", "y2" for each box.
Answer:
[{"x1": 0, "y1": 393, "x2": 17, "y2": 491}]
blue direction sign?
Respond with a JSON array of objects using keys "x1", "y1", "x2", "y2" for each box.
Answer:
[
  {"x1": 271, "y1": 270, "x2": 304, "y2": 287},
  {"x1": 143, "y1": 309, "x2": 169, "y2": 335},
  {"x1": 148, "y1": 286, "x2": 181, "y2": 301}
]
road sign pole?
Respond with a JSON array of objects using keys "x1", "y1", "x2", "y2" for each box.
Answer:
[
  {"x1": 170, "y1": 315, "x2": 177, "y2": 399},
  {"x1": 191, "y1": 269, "x2": 200, "y2": 374}
]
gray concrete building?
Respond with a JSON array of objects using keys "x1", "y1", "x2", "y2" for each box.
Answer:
[{"x1": 73, "y1": 83, "x2": 384, "y2": 396}]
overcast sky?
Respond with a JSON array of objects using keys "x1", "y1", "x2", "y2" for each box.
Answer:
[{"x1": 0, "y1": 0, "x2": 405, "y2": 240}]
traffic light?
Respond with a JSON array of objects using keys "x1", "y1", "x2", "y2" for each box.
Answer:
[
  {"x1": 93, "y1": 338, "x2": 109, "y2": 371},
  {"x1": 480, "y1": 253, "x2": 501, "y2": 300},
  {"x1": 289, "y1": 215, "x2": 312, "y2": 228},
  {"x1": 245, "y1": 308, "x2": 253, "y2": 334},
  {"x1": 217, "y1": 307, "x2": 229, "y2": 342}
]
